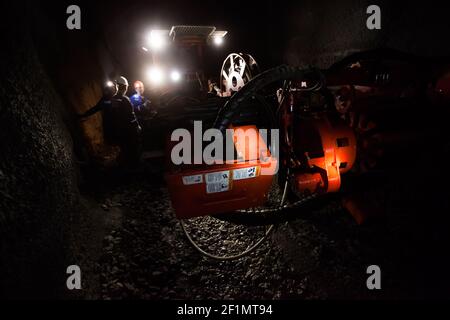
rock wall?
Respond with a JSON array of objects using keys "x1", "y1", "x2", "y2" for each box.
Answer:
[
  {"x1": 283, "y1": 0, "x2": 450, "y2": 68},
  {"x1": 0, "y1": 0, "x2": 112, "y2": 298},
  {"x1": 0, "y1": 7, "x2": 78, "y2": 298}
]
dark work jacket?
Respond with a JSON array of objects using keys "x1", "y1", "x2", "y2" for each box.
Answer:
[
  {"x1": 105, "y1": 94, "x2": 140, "y2": 141},
  {"x1": 80, "y1": 96, "x2": 112, "y2": 118},
  {"x1": 80, "y1": 94, "x2": 139, "y2": 144}
]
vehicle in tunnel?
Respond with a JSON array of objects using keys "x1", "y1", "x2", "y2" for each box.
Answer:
[
  {"x1": 3, "y1": 0, "x2": 450, "y2": 303},
  {"x1": 142, "y1": 25, "x2": 228, "y2": 97},
  {"x1": 165, "y1": 47, "x2": 450, "y2": 260},
  {"x1": 134, "y1": 25, "x2": 230, "y2": 153}
]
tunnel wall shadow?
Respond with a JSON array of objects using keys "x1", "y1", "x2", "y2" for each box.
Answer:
[{"x1": 0, "y1": 1, "x2": 115, "y2": 298}]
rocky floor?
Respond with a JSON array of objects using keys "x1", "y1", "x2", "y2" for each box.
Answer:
[{"x1": 73, "y1": 158, "x2": 448, "y2": 300}]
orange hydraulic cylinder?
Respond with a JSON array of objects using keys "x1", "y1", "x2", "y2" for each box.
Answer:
[{"x1": 293, "y1": 118, "x2": 357, "y2": 194}]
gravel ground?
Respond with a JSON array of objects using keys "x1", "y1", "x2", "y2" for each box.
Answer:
[
  {"x1": 75, "y1": 156, "x2": 449, "y2": 300},
  {"x1": 2, "y1": 130, "x2": 445, "y2": 300},
  {"x1": 90, "y1": 176, "x2": 315, "y2": 300}
]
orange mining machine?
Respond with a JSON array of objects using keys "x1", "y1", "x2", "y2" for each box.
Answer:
[
  {"x1": 165, "y1": 125, "x2": 278, "y2": 219},
  {"x1": 164, "y1": 48, "x2": 450, "y2": 260}
]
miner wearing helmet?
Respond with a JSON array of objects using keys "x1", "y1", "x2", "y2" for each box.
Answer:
[
  {"x1": 130, "y1": 80, "x2": 156, "y2": 120},
  {"x1": 79, "y1": 81, "x2": 117, "y2": 118},
  {"x1": 130, "y1": 80, "x2": 148, "y2": 111},
  {"x1": 110, "y1": 76, "x2": 142, "y2": 166},
  {"x1": 80, "y1": 77, "x2": 142, "y2": 167},
  {"x1": 78, "y1": 80, "x2": 118, "y2": 140}
]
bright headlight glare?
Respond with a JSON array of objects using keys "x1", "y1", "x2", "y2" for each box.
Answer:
[
  {"x1": 148, "y1": 67, "x2": 165, "y2": 85},
  {"x1": 170, "y1": 70, "x2": 181, "y2": 82},
  {"x1": 148, "y1": 31, "x2": 167, "y2": 51},
  {"x1": 106, "y1": 81, "x2": 114, "y2": 87},
  {"x1": 213, "y1": 36, "x2": 224, "y2": 46}
]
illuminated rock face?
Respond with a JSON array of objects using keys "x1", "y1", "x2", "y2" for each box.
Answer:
[{"x1": 25, "y1": 3, "x2": 117, "y2": 165}]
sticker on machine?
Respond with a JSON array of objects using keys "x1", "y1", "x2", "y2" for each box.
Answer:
[
  {"x1": 205, "y1": 170, "x2": 230, "y2": 194},
  {"x1": 205, "y1": 171, "x2": 230, "y2": 184},
  {"x1": 206, "y1": 182, "x2": 230, "y2": 194},
  {"x1": 233, "y1": 166, "x2": 259, "y2": 180},
  {"x1": 182, "y1": 174, "x2": 203, "y2": 185}
]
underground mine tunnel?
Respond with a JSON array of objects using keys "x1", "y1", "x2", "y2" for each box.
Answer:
[{"x1": 1, "y1": 0, "x2": 450, "y2": 302}]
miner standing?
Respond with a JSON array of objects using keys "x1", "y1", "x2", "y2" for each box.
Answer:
[
  {"x1": 79, "y1": 77, "x2": 142, "y2": 167},
  {"x1": 112, "y1": 76, "x2": 142, "y2": 167},
  {"x1": 130, "y1": 80, "x2": 157, "y2": 120},
  {"x1": 79, "y1": 80, "x2": 117, "y2": 142}
]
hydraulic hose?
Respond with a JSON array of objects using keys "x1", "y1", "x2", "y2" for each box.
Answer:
[
  {"x1": 183, "y1": 66, "x2": 328, "y2": 260},
  {"x1": 213, "y1": 65, "x2": 324, "y2": 132},
  {"x1": 180, "y1": 172, "x2": 290, "y2": 261}
]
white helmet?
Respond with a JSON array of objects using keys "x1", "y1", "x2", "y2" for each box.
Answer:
[{"x1": 116, "y1": 76, "x2": 129, "y2": 86}]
